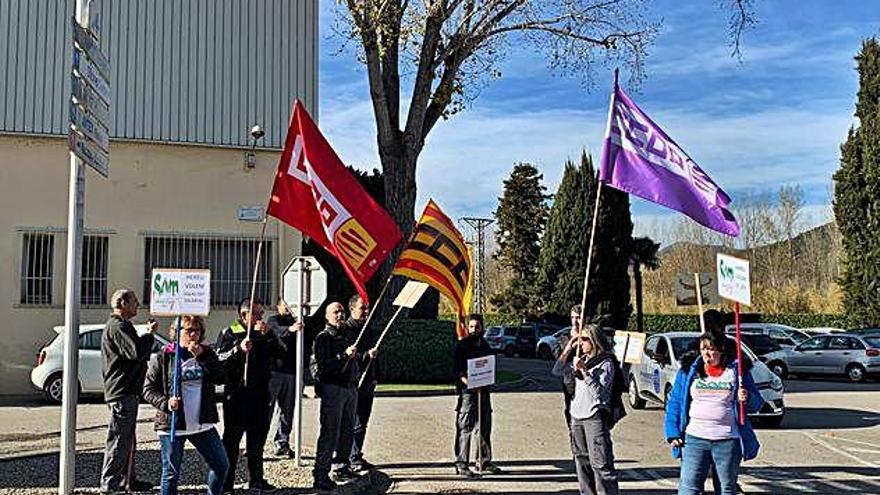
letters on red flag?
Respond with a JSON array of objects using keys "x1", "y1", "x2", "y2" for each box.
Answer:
[{"x1": 267, "y1": 100, "x2": 402, "y2": 303}]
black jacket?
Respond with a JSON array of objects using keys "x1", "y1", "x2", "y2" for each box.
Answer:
[
  {"x1": 267, "y1": 314, "x2": 297, "y2": 375},
  {"x1": 453, "y1": 333, "x2": 494, "y2": 392},
  {"x1": 214, "y1": 320, "x2": 285, "y2": 398},
  {"x1": 343, "y1": 317, "x2": 381, "y2": 387},
  {"x1": 142, "y1": 345, "x2": 226, "y2": 431},
  {"x1": 313, "y1": 323, "x2": 359, "y2": 387},
  {"x1": 102, "y1": 314, "x2": 155, "y2": 402}
]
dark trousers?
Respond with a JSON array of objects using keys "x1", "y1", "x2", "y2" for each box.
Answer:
[
  {"x1": 222, "y1": 389, "x2": 271, "y2": 486},
  {"x1": 159, "y1": 428, "x2": 229, "y2": 495},
  {"x1": 313, "y1": 383, "x2": 358, "y2": 478},
  {"x1": 570, "y1": 414, "x2": 619, "y2": 495},
  {"x1": 454, "y1": 388, "x2": 492, "y2": 467},
  {"x1": 350, "y1": 385, "x2": 375, "y2": 463},
  {"x1": 268, "y1": 371, "x2": 295, "y2": 451},
  {"x1": 100, "y1": 394, "x2": 139, "y2": 492}
]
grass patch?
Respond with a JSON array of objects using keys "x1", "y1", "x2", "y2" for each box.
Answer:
[{"x1": 376, "y1": 370, "x2": 522, "y2": 393}]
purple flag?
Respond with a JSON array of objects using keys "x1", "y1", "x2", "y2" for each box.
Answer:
[{"x1": 598, "y1": 83, "x2": 740, "y2": 237}]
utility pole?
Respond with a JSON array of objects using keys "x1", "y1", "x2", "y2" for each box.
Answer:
[{"x1": 460, "y1": 217, "x2": 494, "y2": 314}]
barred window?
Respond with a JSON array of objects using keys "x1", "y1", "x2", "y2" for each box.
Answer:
[
  {"x1": 143, "y1": 234, "x2": 274, "y2": 307},
  {"x1": 20, "y1": 232, "x2": 54, "y2": 305},
  {"x1": 81, "y1": 235, "x2": 109, "y2": 306}
]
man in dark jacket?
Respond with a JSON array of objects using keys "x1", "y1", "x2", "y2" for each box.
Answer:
[
  {"x1": 215, "y1": 298, "x2": 285, "y2": 493},
  {"x1": 453, "y1": 314, "x2": 500, "y2": 478},
  {"x1": 100, "y1": 288, "x2": 156, "y2": 494},
  {"x1": 311, "y1": 302, "x2": 376, "y2": 490},
  {"x1": 266, "y1": 298, "x2": 302, "y2": 457},
  {"x1": 346, "y1": 294, "x2": 379, "y2": 471}
]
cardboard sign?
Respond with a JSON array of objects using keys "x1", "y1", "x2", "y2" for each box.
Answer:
[
  {"x1": 392, "y1": 281, "x2": 429, "y2": 308},
  {"x1": 613, "y1": 331, "x2": 647, "y2": 364},
  {"x1": 467, "y1": 355, "x2": 496, "y2": 389},
  {"x1": 716, "y1": 254, "x2": 751, "y2": 306},
  {"x1": 150, "y1": 268, "x2": 211, "y2": 316}
]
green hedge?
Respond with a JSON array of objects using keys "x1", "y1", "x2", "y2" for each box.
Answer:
[
  {"x1": 379, "y1": 319, "x2": 457, "y2": 383},
  {"x1": 438, "y1": 313, "x2": 520, "y2": 326},
  {"x1": 630, "y1": 313, "x2": 854, "y2": 334}
]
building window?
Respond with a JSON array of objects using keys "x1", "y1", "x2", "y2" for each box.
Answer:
[
  {"x1": 82, "y1": 235, "x2": 109, "y2": 306},
  {"x1": 143, "y1": 234, "x2": 274, "y2": 307},
  {"x1": 20, "y1": 232, "x2": 54, "y2": 305}
]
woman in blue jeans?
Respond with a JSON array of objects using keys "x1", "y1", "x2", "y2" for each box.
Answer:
[
  {"x1": 664, "y1": 330, "x2": 764, "y2": 495},
  {"x1": 143, "y1": 315, "x2": 230, "y2": 495}
]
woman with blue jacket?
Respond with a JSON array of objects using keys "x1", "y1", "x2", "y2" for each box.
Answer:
[{"x1": 664, "y1": 329, "x2": 764, "y2": 495}]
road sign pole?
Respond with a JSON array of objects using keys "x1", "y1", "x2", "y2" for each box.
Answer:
[{"x1": 293, "y1": 257, "x2": 307, "y2": 466}]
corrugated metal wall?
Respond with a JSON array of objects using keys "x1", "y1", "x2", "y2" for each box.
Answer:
[{"x1": 0, "y1": 0, "x2": 317, "y2": 149}]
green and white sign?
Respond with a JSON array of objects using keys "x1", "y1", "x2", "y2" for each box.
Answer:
[
  {"x1": 150, "y1": 268, "x2": 211, "y2": 316},
  {"x1": 716, "y1": 254, "x2": 751, "y2": 306}
]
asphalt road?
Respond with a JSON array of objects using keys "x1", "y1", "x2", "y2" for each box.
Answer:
[{"x1": 1, "y1": 357, "x2": 879, "y2": 494}]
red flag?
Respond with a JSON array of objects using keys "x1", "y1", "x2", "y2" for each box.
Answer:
[{"x1": 267, "y1": 100, "x2": 402, "y2": 303}]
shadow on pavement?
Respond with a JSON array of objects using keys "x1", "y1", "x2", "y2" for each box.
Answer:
[
  {"x1": 783, "y1": 378, "x2": 880, "y2": 393},
  {"x1": 771, "y1": 406, "x2": 880, "y2": 430}
]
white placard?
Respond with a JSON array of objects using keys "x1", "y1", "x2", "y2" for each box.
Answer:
[
  {"x1": 613, "y1": 331, "x2": 646, "y2": 364},
  {"x1": 467, "y1": 355, "x2": 496, "y2": 389},
  {"x1": 149, "y1": 268, "x2": 211, "y2": 316},
  {"x1": 392, "y1": 281, "x2": 429, "y2": 308},
  {"x1": 716, "y1": 254, "x2": 751, "y2": 306}
]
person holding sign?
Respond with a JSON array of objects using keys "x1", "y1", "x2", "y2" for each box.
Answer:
[
  {"x1": 100, "y1": 289, "x2": 156, "y2": 494},
  {"x1": 143, "y1": 316, "x2": 229, "y2": 495},
  {"x1": 452, "y1": 314, "x2": 500, "y2": 478},
  {"x1": 215, "y1": 298, "x2": 286, "y2": 493},
  {"x1": 552, "y1": 324, "x2": 620, "y2": 495},
  {"x1": 664, "y1": 329, "x2": 764, "y2": 495}
]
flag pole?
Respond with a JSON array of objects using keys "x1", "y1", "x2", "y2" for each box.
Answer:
[
  {"x1": 735, "y1": 301, "x2": 745, "y2": 425},
  {"x1": 695, "y1": 273, "x2": 706, "y2": 333},
  {"x1": 243, "y1": 214, "x2": 269, "y2": 387},
  {"x1": 357, "y1": 304, "x2": 405, "y2": 388}
]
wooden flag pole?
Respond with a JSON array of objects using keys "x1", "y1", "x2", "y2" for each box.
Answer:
[
  {"x1": 243, "y1": 216, "x2": 269, "y2": 387},
  {"x1": 357, "y1": 305, "x2": 405, "y2": 388},
  {"x1": 577, "y1": 179, "x2": 605, "y2": 358},
  {"x1": 695, "y1": 273, "x2": 706, "y2": 333}
]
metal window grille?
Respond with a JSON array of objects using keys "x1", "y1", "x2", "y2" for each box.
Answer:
[
  {"x1": 81, "y1": 235, "x2": 109, "y2": 306},
  {"x1": 20, "y1": 233, "x2": 54, "y2": 305},
  {"x1": 143, "y1": 233, "x2": 274, "y2": 307}
]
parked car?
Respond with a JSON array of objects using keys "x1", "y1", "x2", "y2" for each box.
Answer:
[
  {"x1": 628, "y1": 331, "x2": 786, "y2": 427},
  {"x1": 737, "y1": 332, "x2": 782, "y2": 361},
  {"x1": 802, "y1": 327, "x2": 845, "y2": 335},
  {"x1": 31, "y1": 323, "x2": 169, "y2": 404},
  {"x1": 536, "y1": 326, "x2": 572, "y2": 360},
  {"x1": 763, "y1": 333, "x2": 880, "y2": 382},
  {"x1": 514, "y1": 323, "x2": 560, "y2": 358},
  {"x1": 484, "y1": 325, "x2": 519, "y2": 357},
  {"x1": 725, "y1": 323, "x2": 811, "y2": 349},
  {"x1": 847, "y1": 327, "x2": 880, "y2": 336}
]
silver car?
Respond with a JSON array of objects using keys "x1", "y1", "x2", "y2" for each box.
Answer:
[
  {"x1": 724, "y1": 323, "x2": 811, "y2": 349},
  {"x1": 628, "y1": 331, "x2": 786, "y2": 427},
  {"x1": 484, "y1": 325, "x2": 519, "y2": 357},
  {"x1": 763, "y1": 333, "x2": 880, "y2": 382}
]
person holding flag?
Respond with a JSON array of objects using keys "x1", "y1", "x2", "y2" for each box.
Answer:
[
  {"x1": 143, "y1": 316, "x2": 229, "y2": 495},
  {"x1": 345, "y1": 294, "x2": 379, "y2": 472}
]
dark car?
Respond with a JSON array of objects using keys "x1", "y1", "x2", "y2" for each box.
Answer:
[
  {"x1": 514, "y1": 323, "x2": 560, "y2": 358},
  {"x1": 738, "y1": 332, "x2": 782, "y2": 361}
]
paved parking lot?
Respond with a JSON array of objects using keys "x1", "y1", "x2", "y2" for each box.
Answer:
[{"x1": 1, "y1": 357, "x2": 879, "y2": 493}]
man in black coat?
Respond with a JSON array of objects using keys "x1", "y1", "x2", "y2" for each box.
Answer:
[
  {"x1": 215, "y1": 298, "x2": 285, "y2": 493},
  {"x1": 100, "y1": 289, "x2": 156, "y2": 494},
  {"x1": 266, "y1": 298, "x2": 302, "y2": 457},
  {"x1": 453, "y1": 314, "x2": 501, "y2": 478},
  {"x1": 346, "y1": 294, "x2": 379, "y2": 471}
]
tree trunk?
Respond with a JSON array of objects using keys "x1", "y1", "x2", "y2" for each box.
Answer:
[{"x1": 635, "y1": 264, "x2": 644, "y2": 333}]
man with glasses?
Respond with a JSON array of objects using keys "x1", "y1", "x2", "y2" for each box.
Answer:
[{"x1": 216, "y1": 298, "x2": 285, "y2": 493}]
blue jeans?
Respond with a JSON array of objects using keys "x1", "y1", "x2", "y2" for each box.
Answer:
[
  {"x1": 159, "y1": 428, "x2": 229, "y2": 495},
  {"x1": 678, "y1": 434, "x2": 742, "y2": 495}
]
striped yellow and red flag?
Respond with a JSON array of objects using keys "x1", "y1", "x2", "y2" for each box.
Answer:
[{"x1": 393, "y1": 200, "x2": 473, "y2": 339}]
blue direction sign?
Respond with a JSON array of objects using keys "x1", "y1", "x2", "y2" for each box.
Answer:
[
  {"x1": 69, "y1": 101, "x2": 109, "y2": 152},
  {"x1": 69, "y1": 131, "x2": 109, "y2": 177},
  {"x1": 71, "y1": 18, "x2": 109, "y2": 78},
  {"x1": 71, "y1": 76, "x2": 110, "y2": 125},
  {"x1": 72, "y1": 48, "x2": 110, "y2": 105}
]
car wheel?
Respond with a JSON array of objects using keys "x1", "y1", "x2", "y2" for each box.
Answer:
[
  {"x1": 537, "y1": 345, "x2": 553, "y2": 361},
  {"x1": 846, "y1": 363, "x2": 867, "y2": 383},
  {"x1": 504, "y1": 346, "x2": 514, "y2": 358},
  {"x1": 44, "y1": 373, "x2": 64, "y2": 404},
  {"x1": 768, "y1": 361, "x2": 788, "y2": 379},
  {"x1": 628, "y1": 378, "x2": 646, "y2": 409}
]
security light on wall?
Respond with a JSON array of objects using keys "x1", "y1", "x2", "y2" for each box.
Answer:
[{"x1": 245, "y1": 124, "x2": 265, "y2": 169}]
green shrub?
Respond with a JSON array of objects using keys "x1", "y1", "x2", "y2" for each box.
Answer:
[{"x1": 379, "y1": 319, "x2": 457, "y2": 383}]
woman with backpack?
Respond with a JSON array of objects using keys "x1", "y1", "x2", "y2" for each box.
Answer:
[
  {"x1": 553, "y1": 323, "x2": 621, "y2": 495},
  {"x1": 664, "y1": 329, "x2": 765, "y2": 495}
]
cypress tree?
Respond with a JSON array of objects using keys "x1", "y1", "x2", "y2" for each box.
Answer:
[
  {"x1": 833, "y1": 38, "x2": 880, "y2": 326},
  {"x1": 491, "y1": 163, "x2": 550, "y2": 317},
  {"x1": 537, "y1": 152, "x2": 633, "y2": 328}
]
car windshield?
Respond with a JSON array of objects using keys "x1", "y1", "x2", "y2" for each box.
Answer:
[
  {"x1": 671, "y1": 336, "x2": 758, "y2": 362},
  {"x1": 789, "y1": 330, "x2": 811, "y2": 344},
  {"x1": 485, "y1": 327, "x2": 501, "y2": 337},
  {"x1": 864, "y1": 336, "x2": 880, "y2": 348}
]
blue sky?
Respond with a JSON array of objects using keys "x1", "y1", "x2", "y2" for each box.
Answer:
[{"x1": 316, "y1": 1, "x2": 879, "y2": 243}]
